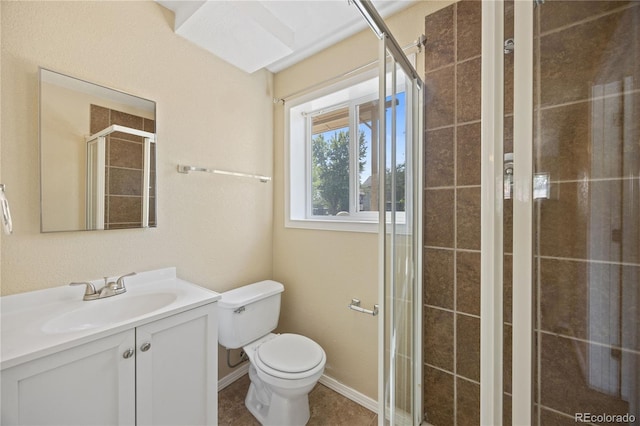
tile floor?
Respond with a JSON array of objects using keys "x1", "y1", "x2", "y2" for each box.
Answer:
[{"x1": 218, "y1": 373, "x2": 378, "y2": 425}]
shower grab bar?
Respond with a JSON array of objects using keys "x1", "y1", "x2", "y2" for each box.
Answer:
[
  {"x1": 348, "y1": 298, "x2": 379, "y2": 316},
  {"x1": 177, "y1": 165, "x2": 271, "y2": 183}
]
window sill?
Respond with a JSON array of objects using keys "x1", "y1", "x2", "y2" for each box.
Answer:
[{"x1": 285, "y1": 218, "x2": 379, "y2": 234}]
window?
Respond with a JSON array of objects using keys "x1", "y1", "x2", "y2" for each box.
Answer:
[{"x1": 286, "y1": 71, "x2": 407, "y2": 232}]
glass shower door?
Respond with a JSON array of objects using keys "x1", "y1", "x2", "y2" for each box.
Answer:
[
  {"x1": 351, "y1": 2, "x2": 423, "y2": 423},
  {"x1": 528, "y1": 1, "x2": 640, "y2": 423},
  {"x1": 378, "y1": 35, "x2": 423, "y2": 426},
  {"x1": 497, "y1": 0, "x2": 640, "y2": 423}
]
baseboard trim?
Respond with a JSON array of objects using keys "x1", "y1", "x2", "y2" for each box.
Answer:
[
  {"x1": 217, "y1": 366, "x2": 378, "y2": 415},
  {"x1": 318, "y1": 375, "x2": 378, "y2": 413},
  {"x1": 217, "y1": 363, "x2": 250, "y2": 391}
]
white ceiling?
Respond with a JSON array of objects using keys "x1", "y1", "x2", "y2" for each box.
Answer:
[{"x1": 156, "y1": 1, "x2": 415, "y2": 74}]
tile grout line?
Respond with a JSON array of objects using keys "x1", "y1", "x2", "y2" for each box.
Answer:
[
  {"x1": 538, "y1": 3, "x2": 639, "y2": 38},
  {"x1": 537, "y1": 88, "x2": 640, "y2": 112},
  {"x1": 538, "y1": 254, "x2": 640, "y2": 268},
  {"x1": 425, "y1": 303, "x2": 480, "y2": 320},
  {"x1": 452, "y1": 4, "x2": 458, "y2": 424},
  {"x1": 426, "y1": 118, "x2": 481, "y2": 133},
  {"x1": 546, "y1": 176, "x2": 640, "y2": 184},
  {"x1": 424, "y1": 362, "x2": 482, "y2": 388},
  {"x1": 425, "y1": 245, "x2": 481, "y2": 254},
  {"x1": 537, "y1": 329, "x2": 640, "y2": 356},
  {"x1": 426, "y1": 184, "x2": 481, "y2": 190},
  {"x1": 425, "y1": 54, "x2": 482, "y2": 76},
  {"x1": 537, "y1": 404, "x2": 598, "y2": 426}
]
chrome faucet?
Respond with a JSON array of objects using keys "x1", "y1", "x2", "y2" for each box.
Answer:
[{"x1": 70, "y1": 272, "x2": 136, "y2": 301}]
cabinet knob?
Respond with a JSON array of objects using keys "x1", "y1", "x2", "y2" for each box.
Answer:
[
  {"x1": 123, "y1": 348, "x2": 135, "y2": 359},
  {"x1": 140, "y1": 342, "x2": 151, "y2": 352}
]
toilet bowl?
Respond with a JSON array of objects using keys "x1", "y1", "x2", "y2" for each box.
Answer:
[
  {"x1": 242, "y1": 333, "x2": 326, "y2": 425},
  {"x1": 218, "y1": 281, "x2": 326, "y2": 425}
]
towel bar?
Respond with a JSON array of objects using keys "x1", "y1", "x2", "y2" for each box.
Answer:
[
  {"x1": 348, "y1": 298, "x2": 379, "y2": 316},
  {"x1": 177, "y1": 164, "x2": 271, "y2": 183}
]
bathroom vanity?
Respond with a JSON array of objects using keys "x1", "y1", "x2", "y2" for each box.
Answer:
[{"x1": 0, "y1": 268, "x2": 220, "y2": 426}]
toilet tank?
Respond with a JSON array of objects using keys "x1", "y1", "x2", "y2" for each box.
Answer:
[{"x1": 218, "y1": 280, "x2": 284, "y2": 349}]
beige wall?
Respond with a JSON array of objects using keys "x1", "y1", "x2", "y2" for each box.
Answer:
[
  {"x1": 273, "y1": 0, "x2": 454, "y2": 400},
  {"x1": 40, "y1": 82, "x2": 92, "y2": 231},
  {"x1": 1, "y1": 0, "x2": 273, "y2": 378},
  {"x1": 0, "y1": 0, "x2": 458, "y2": 399}
]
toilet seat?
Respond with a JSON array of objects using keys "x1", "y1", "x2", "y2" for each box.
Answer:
[{"x1": 254, "y1": 333, "x2": 326, "y2": 380}]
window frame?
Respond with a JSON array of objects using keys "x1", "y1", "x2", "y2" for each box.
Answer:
[
  {"x1": 285, "y1": 68, "x2": 408, "y2": 233},
  {"x1": 305, "y1": 93, "x2": 380, "y2": 222}
]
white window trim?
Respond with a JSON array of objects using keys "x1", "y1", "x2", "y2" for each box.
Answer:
[
  {"x1": 285, "y1": 68, "x2": 381, "y2": 233},
  {"x1": 284, "y1": 63, "x2": 411, "y2": 234}
]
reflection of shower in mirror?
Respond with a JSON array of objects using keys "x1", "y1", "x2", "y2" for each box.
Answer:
[{"x1": 85, "y1": 124, "x2": 156, "y2": 230}]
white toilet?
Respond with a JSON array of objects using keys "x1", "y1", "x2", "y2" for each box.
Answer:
[{"x1": 218, "y1": 280, "x2": 326, "y2": 426}]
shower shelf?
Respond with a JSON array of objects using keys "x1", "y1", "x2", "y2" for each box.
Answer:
[{"x1": 177, "y1": 165, "x2": 271, "y2": 183}]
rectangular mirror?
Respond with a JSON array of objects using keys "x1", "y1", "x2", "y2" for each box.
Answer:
[{"x1": 40, "y1": 68, "x2": 156, "y2": 232}]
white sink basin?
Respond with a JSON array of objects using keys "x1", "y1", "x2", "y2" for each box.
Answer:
[
  {"x1": 1, "y1": 267, "x2": 221, "y2": 370},
  {"x1": 42, "y1": 292, "x2": 178, "y2": 334}
]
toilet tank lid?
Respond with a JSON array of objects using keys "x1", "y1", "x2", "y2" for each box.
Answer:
[{"x1": 219, "y1": 280, "x2": 284, "y2": 309}]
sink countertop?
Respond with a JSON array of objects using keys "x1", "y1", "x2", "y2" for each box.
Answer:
[{"x1": 1, "y1": 267, "x2": 220, "y2": 370}]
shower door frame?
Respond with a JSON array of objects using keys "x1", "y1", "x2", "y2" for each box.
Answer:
[
  {"x1": 350, "y1": 1, "x2": 424, "y2": 424},
  {"x1": 377, "y1": 33, "x2": 424, "y2": 426},
  {"x1": 480, "y1": 0, "x2": 534, "y2": 424},
  {"x1": 510, "y1": 1, "x2": 534, "y2": 424}
]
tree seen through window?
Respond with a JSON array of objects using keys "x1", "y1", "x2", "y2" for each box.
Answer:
[{"x1": 310, "y1": 94, "x2": 406, "y2": 217}]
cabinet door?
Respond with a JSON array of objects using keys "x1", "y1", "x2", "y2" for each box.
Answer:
[
  {"x1": 136, "y1": 303, "x2": 217, "y2": 426},
  {"x1": 1, "y1": 330, "x2": 136, "y2": 426}
]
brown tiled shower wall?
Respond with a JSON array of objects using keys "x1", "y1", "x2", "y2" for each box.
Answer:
[
  {"x1": 90, "y1": 105, "x2": 156, "y2": 229},
  {"x1": 423, "y1": 1, "x2": 640, "y2": 425},
  {"x1": 423, "y1": 2, "x2": 482, "y2": 425},
  {"x1": 532, "y1": 1, "x2": 640, "y2": 424}
]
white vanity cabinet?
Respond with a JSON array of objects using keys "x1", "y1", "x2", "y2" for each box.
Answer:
[
  {"x1": 1, "y1": 329, "x2": 136, "y2": 425},
  {"x1": 136, "y1": 303, "x2": 217, "y2": 425},
  {"x1": 1, "y1": 303, "x2": 218, "y2": 426}
]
